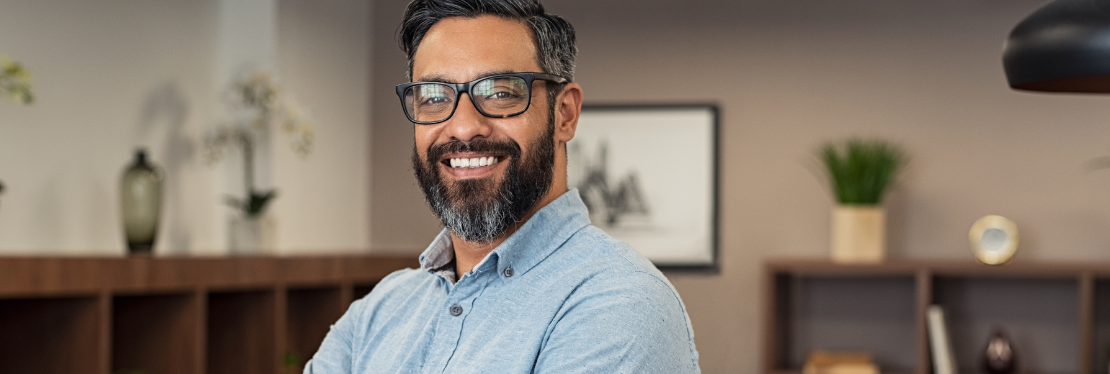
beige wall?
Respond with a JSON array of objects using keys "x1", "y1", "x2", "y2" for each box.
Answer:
[
  {"x1": 0, "y1": 0, "x2": 372, "y2": 254},
  {"x1": 370, "y1": 0, "x2": 1110, "y2": 372}
]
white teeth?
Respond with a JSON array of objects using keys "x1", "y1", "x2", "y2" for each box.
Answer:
[{"x1": 450, "y1": 157, "x2": 499, "y2": 168}]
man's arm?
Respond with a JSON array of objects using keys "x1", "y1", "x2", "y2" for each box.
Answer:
[
  {"x1": 533, "y1": 271, "x2": 700, "y2": 374},
  {"x1": 303, "y1": 297, "x2": 364, "y2": 374}
]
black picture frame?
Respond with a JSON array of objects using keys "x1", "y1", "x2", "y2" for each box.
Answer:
[{"x1": 569, "y1": 104, "x2": 720, "y2": 272}]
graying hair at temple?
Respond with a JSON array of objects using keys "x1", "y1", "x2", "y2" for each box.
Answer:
[{"x1": 397, "y1": 0, "x2": 577, "y2": 104}]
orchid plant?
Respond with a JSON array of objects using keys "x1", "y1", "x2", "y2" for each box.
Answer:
[
  {"x1": 0, "y1": 56, "x2": 34, "y2": 198},
  {"x1": 0, "y1": 57, "x2": 33, "y2": 105},
  {"x1": 205, "y1": 69, "x2": 314, "y2": 218}
]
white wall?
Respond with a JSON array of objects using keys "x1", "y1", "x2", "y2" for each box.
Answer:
[
  {"x1": 0, "y1": 0, "x2": 371, "y2": 255},
  {"x1": 275, "y1": 0, "x2": 371, "y2": 252}
]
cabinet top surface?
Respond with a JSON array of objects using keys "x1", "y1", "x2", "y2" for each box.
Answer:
[
  {"x1": 764, "y1": 257, "x2": 1110, "y2": 277},
  {"x1": 0, "y1": 255, "x2": 419, "y2": 297}
]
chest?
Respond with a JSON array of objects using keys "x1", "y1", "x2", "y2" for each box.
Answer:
[{"x1": 352, "y1": 274, "x2": 571, "y2": 374}]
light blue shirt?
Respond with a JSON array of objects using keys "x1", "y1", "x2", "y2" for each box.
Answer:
[{"x1": 305, "y1": 189, "x2": 700, "y2": 373}]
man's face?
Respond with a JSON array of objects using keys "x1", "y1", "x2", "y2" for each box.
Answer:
[{"x1": 410, "y1": 15, "x2": 557, "y2": 242}]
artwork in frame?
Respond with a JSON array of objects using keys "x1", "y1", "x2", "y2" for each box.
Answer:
[{"x1": 568, "y1": 104, "x2": 719, "y2": 270}]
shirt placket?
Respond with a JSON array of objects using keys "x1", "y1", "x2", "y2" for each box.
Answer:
[{"x1": 425, "y1": 268, "x2": 486, "y2": 374}]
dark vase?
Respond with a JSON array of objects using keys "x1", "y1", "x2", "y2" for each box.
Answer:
[
  {"x1": 982, "y1": 329, "x2": 1017, "y2": 374},
  {"x1": 120, "y1": 149, "x2": 163, "y2": 255}
]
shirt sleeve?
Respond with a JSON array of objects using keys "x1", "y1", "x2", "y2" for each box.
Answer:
[
  {"x1": 533, "y1": 271, "x2": 700, "y2": 374},
  {"x1": 303, "y1": 296, "x2": 366, "y2": 374}
]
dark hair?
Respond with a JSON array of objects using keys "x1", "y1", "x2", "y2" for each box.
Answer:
[{"x1": 398, "y1": 0, "x2": 577, "y2": 104}]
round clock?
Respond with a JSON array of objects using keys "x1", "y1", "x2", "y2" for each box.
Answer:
[{"x1": 969, "y1": 215, "x2": 1019, "y2": 265}]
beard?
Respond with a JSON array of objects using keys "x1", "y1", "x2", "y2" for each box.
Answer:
[{"x1": 412, "y1": 118, "x2": 556, "y2": 243}]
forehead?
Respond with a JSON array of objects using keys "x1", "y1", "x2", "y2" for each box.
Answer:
[{"x1": 412, "y1": 15, "x2": 541, "y2": 83}]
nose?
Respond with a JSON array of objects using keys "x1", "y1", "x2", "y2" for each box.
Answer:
[{"x1": 441, "y1": 93, "x2": 492, "y2": 142}]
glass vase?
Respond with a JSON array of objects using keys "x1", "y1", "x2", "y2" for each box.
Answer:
[{"x1": 120, "y1": 149, "x2": 163, "y2": 255}]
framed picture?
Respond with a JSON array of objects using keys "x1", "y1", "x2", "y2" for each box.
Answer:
[{"x1": 568, "y1": 104, "x2": 719, "y2": 270}]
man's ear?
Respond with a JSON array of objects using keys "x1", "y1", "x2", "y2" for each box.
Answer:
[{"x1": 553, "y1": 82, "x2": 582, "y2": 145}]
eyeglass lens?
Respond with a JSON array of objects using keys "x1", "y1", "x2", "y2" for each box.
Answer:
[{"x1": 403, "y1": 76, "x2": 530, "y2": 123}]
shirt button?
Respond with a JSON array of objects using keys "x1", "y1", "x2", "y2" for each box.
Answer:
[
  {"x1": 450, "y1": 304, "x2": 463, "y2": 316},
  {"x1": 503, "y1": 267, "x2": 514, "y2": 277}
]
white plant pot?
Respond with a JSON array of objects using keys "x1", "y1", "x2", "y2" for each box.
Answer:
[
  {"x1": 831, "y1": 205, "x2": 885, "y2": 263},
  {"x1": 228, "y1": 214, "x2": 276, "y2": 255}
]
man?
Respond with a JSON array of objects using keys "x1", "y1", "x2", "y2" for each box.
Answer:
[{"x1": 306, "y1": 0, "x2": 700, "y2": 372}]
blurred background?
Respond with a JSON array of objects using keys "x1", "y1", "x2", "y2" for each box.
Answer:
[{"x1": 3, "y1": 0, "x2": 1109, "y2": 372}]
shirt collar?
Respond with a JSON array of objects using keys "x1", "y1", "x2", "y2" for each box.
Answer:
[
  {"x1": 417, "y1": 189, "x2": 592, "y2": 284},
  {"x1": 419, "y1": 229, "x2": 457, "y2": 282}
]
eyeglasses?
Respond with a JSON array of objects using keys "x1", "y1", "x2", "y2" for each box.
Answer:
[{"x1": 396, "y1": 72, "x2": 568, "y2": 125}]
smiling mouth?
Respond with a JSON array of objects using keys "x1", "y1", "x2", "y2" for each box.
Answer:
[{"x1": 443, "y1": 156, "x2": 505, "y2": 169}]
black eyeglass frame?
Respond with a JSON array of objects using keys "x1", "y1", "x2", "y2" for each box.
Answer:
[{"x1": 395, "y1": 72, "x2": 569, "y2": 125}]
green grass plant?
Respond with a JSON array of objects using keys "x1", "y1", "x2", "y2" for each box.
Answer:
[{"x1": 819, "y1": 138, "x2": 907, "y2": 205}]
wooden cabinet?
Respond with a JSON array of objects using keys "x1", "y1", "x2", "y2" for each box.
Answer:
[
  {"x1": 0, "y1": 256, "x2": 416, "y2": 374},
  {"x1": 763, "y1": 259, "x2": 1110, "y2": 374}
]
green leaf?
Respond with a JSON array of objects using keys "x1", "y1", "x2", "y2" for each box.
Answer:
[
  {"x1": 246, "y1": 189, "x2": 277, "y2": 217},
  {"x1": 284, "y1": 352, "x2": 303, "y2": 369},
  {"x1": 818, "y1": 138, "x2": 908, "y2": 205},
  {"x1": 224, "y1": 190, "x2": 278, "y2": 217}
]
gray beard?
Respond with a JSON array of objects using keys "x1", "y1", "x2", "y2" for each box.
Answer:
[{"x1": 412, "y1": 119, "x2": 555, "y2": 243}]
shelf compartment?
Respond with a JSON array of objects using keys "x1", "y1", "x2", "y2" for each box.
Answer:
[
  {"x1": 286, "y1": 286, "x2": 343, "y2": 371},
  {"x1": 773, "y1": 274, "x2": 918, "y2": 373},
  {"x1": 0, "y1": 296, "x2": 101, "y2": 374},
  {"x1": 933, "y1": 276, "x2": 1079, "y2": 374},
  {"x1": 112, "y1": 292, "x2": 199, "y2": 374},
  {"x1": 1093, "y1": 279, "x2": 1110, "y2": 374},
  {"x1": 207, "y1": 290, "x2": 276, "y2": 374}
]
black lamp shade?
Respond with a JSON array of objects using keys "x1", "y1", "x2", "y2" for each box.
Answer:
[{"x1": 1004, "y1": 0, "x2": 1110, "y2": 93}]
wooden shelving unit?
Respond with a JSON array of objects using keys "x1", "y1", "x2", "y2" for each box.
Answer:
[
  {"x1": 0, "y1": 255, "x2": 416, "y2": 374},
  {"x1": 763, "y1": 259, "x2": 1110, "y2": 374}
]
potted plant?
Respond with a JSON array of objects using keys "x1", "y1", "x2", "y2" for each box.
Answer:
[
  {"x1": 818, "y1": 138, "x2": 907, "y2": 263},
  {"x1": 205, "y1": 68, "x2": 314, "y2": 253},
  {"x1": 0, "y1": 56, "x2": 34, "y2": 212}
]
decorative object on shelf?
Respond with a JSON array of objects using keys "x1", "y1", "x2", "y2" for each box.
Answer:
[
  {"x1": 969, "y1": 215, "x2": 1019, "y2": 265},
  {"x1": 817, "y1": 138, "x2": 908, "y2": 263},
  {"x1": 568, "y1": 104, "x2": 719, "y2": 270},
  {"x1": 982, "y1": 329, "x2": 1017, "y2": 374},
  {"x1": 283, "y1": 352, "x2": 303, "y2": 374},
  {"x1": 120, "y1": 149, "x2": 163, "y2": 255},
  {"x1": 1003, "y1": 0, "x2": 1110, "y2": 93},
  {"x1": 228, "y1": 213, "x2": 276, "y2": 254},
  {"x1": 802, "y1": 351, "x2": 879, "y2": 374},
  {"x1": 926, "y1": 305, "x2": 958, "y2": 374},
  {"x1": 205, "y1": 68, "x2": 314, "y2": 253}
]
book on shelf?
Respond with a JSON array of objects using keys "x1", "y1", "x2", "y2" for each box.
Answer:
[{"x1": 926, "y1": 305, "x2": 958, "y2": 374}]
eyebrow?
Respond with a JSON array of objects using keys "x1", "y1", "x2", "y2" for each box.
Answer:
[{"x1": 415, "y1": 69, "x2": 519, "y2": 84}]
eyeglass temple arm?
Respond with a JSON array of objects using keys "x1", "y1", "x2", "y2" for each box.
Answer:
[{"x1": 534, "y1": 73, "x2": 569, "y2": 84}]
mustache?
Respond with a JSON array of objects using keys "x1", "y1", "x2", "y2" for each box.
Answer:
[{"x1": 426, "y1": 138, "x2": 522, "y2": 164}]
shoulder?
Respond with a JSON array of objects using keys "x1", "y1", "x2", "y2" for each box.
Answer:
[
  {"x1": 535, "y1": 226, "x2": 700, "y2": 372},
  {"x1": 348, "y1": 266, "x2": 430, "y2": 317},
  {"x1": 558, "y1": 225, "x2": 673, "y2": 287},
  {"x1": 553, "y1": 226, "x2": 698, "y2": 343},
  {"x1": 556, "y1": 226, "x2": 687, "y2": 316}
]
